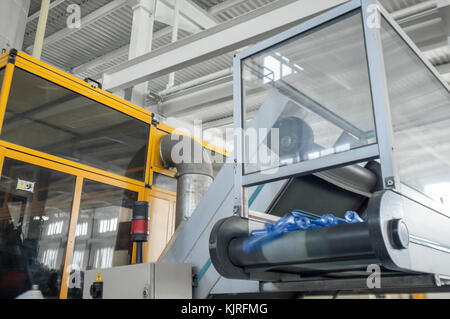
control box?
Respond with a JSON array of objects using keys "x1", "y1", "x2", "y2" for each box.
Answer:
[{"x1": 83, "y1": 263, "x2": 192, "y2": 299}]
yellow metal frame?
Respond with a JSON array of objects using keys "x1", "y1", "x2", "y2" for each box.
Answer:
[
  {"x1": 59, "y1": 176, "x2": 83, "y2": 299},
  {"x1": 14, "y1": 51, "x2": 152, "y2": 123},
  {"x1": 0, "y1": 54, "x2": 151, "y2": 186},
  {"x1": 0, "y1": 51, "x2": 9, "y2": 68},
  {"x1": 0, "y1": 63, "x2": 15, "y2": 135},
  {"x1": 0, "y1": 50, "x2": 229, "y2": 298}
]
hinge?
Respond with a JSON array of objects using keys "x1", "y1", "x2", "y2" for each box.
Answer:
[
  {"x1": 8, "y1": 48, "x2": 18, "y2": 64},
  {"x1": 151, "y1": 114, "x2": 159, "y2": 127}
]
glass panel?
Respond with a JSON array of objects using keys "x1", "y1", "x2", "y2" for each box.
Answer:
[
  {"x1": 0, "y1": 68, "x2": 5, "y2": 92},
  {"x1": 0, "y1": 158, "x2": 75, "y2": 298},
  {"x1": 1, "y1": 68, "x2": 150, "y2": 181},
  {"x1": 67, "y1": 179, "x2": 137, "y2": 299},
  {"x1": 245, "y1": 161, "x2": 377, "y2": 218},
  {"x1": 241, "y1": 11, "x2": 376, "y2": 175},
  {"x1": 380, "y1": 17, "x2": 450, "y2": 199},
  {"x1": 152, "y1": 173, "x2": 177, "y2": 192}
]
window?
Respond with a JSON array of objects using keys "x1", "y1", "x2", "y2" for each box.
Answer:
[
  {"x1": 93, "y1": 247, "x2": 115, "y2": 269},
  {"x1": 262, "y1": 53, "x2": 294, "y2": 83},
  {"x1": 42, "y1": 249, "x2": 58, "y2": 269},
  {"x1": 47, "y1": 220, "x2": 64, "y2": 236},
  {"x1": 75, "y1": 222, "x2": 88, "y2": 237},
  {"x1": 98, "y1": 217, "x2": 118, "y2": 233}
]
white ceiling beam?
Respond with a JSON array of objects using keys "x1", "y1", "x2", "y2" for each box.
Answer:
[
  {"x1": 208, "y1": 0, "x2": 249, "y2": 15},
  {"x1": 27, "y1": 0, "x2": 66, "y2": 22},
  {"x1": 155, "y1": 0, "x2": 204, "y2": 33},
  {"x1": 165, "y1": 0, "x2": 218, "y2": 29},
  {"x1": 437, "y1": 62, "x2": 450, "y2": 74},
  {"x1": 70, "y1": 0, "x2": 217, "y2": 76},
  {"x1": 391, "y1": 0, "x2": 437, "y2": 21},
  {"x1": 438, "y1": 0, "x2": 450, "y2": 42},
  {"x1": 102, "y1": 0, "x2": 349, "y2": 92},
  {"x1": 26, "y1": 0, "x2": 203, "y2": 54},
  {"x1": 26, "y1": 0, "x2": 131, "y2": 53},
  {"x1": 72, "y1": 26, "x2": 172, "y2": 75}
]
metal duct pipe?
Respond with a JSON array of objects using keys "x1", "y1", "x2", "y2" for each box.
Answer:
[
  {"x1": 159, "y1": 68, "x2": 233, "y2": 97},
  {"x1": 0, "y1": 0, "x2": 30, "y2": 52},
  {"x1": 160, "y1": 134, "x2": 214, "y2": 227}
]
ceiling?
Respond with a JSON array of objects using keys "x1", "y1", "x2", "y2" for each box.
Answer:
[{"x1": 22, "y1": 0, "x2": 450, "y2": 149}]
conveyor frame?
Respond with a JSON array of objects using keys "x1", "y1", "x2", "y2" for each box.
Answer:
[
  {"x1": 232, "y1": 0, "x2": 450, "y2": 219},
  {"x1": 208, "y1": 0, "x2": 450, "y2": 295}
]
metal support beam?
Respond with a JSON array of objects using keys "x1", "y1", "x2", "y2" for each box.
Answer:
[
  {"x1": 437, "y1": 0, "x2": 450, "y2": 43},
  {"x1": 27, "y1": 0, "x2": 66, "y2": 22},
  {"x1": 102, "y1": 0, "x2": 349, "y2": 92},
  {"x1": 25, "y1": 0, "x2": 203, "y2": 55},
  {"x1": 155, "y1": 0, "x2": 210, "y2": 33},
  {"x1": 392, "y1": 0, "x2": 437, "y2": 21},
  {"x1": 32, "y1": 0, "x2": 51, "y2": 59},
  {"x1": 170, "y1": 0, "x2": 218, "y2": 29},
  {"x1": 129, "y1": 0, "x2": 157, "y2": 106},
  {"x1": 167, "y1": 0, "x2": 181, "y2": 89},
  {"x1": 26, "y1": 0, "x2": 131, "y2": 54},
  {"x1": 71, "y1": 26, "x2": 173, "y2": 76},
  {"x1": 209, "y1": 0, "x2": 249, "y2": 15}
]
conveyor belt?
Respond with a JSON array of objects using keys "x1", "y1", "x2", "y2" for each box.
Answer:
[{"x1": 159, "y1": 91, "x2": 384, "y2": 297}]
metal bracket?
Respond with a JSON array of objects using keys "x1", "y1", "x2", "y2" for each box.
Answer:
[
  {"x1": 384, "y1": 176, "x2": 396, "y2": 188},
  {"x1": 151, "y1": 113, "x2": 160, "y2": 127},
  {"x1": 8, "y1": 48, "x2": 17, "y2": 64}
]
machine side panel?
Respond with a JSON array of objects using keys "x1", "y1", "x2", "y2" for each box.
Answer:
[
  {"x1": 369, "y1": 191, "x2": 450, "y2": 277},
  {"x1": 83, "y1": 263, "x2": 153, "y2": 299}
]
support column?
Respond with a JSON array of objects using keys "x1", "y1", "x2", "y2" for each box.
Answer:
[
  {"x1": 129, "y1": 0, "x2": 157, "y2": 107},
  {"x1": 166, "y1": 0, "x2": 180, "y2": 89},
  {"x1": 0, "y1": 0, "x2": 30, "y2": 52},
  {"x1": 32, "y1": 0, "x2": 50, "y2": 59},
  {"x1": 438, "y1": 0, "x2": 450, "y2": 45}
]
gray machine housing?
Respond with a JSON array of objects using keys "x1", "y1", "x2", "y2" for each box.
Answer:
[
  {"x1": 161, "y1": 0, "x2": 450, "y2": 298},
  {"x1": 82, "y1": 263, "x2": 192, "y2": 299},
  {"x1": 209, "y1": 0, "x2": 450, "y2": 294}
]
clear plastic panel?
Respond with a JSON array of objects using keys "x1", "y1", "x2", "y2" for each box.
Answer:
[
  {"x1": 67, "y1": 179, "x2": 137, "y2": 299},
  {"x1": 241, "y1": 10, "x2": 376, "y2": 175},
  {"x1": 0, "y1": 158, "x2": 76, "y2": 298},
  {"x1": 2, "y1": 68, "x2": 150, "y2": 181},
  {"x1": 380, "y1": 17, "x2": 450, "y2": 200},
  {"x1": 0, "y1": 68, "x2": 4, "y2": 91}
]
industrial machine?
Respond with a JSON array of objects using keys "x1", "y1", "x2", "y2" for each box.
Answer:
[
  {"x1": 0, "y1": 49, "x2": 226, "y2": 299},
  {"x1": 161, "y1": 0, "x2": 450, "y2": 298},
  {"x1": 2, "y1": 0, "x2": 450, "y2": 300}
]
